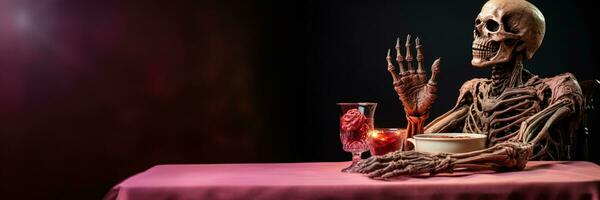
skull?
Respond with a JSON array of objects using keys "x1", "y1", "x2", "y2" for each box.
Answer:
[{"x1": 471, "y1": 0, "x2": 545, "y2": 67}]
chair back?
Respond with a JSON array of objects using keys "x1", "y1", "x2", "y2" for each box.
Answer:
[{"x1": 574, "y1": 80, "x2": 600, "y2": 163}]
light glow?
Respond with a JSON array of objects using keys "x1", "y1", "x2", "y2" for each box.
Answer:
[{"x1": 14, "y1": 10, "x2": 31, "y2": 31}]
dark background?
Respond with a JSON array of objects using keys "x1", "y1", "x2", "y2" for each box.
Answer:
[{"x1": 1, "y1": 0, "x2": 598, "y2": 199}]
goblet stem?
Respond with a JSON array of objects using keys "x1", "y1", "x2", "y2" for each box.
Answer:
[
  {"x1": 341, "y1": 152, "x2": 363, "y2": 173},
  {"x1": 352, "y1": 152, "x2": 362, "y2": 163}
]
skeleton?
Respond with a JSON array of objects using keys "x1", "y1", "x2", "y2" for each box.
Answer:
[{"x1": 357, "y1": 0, "x2": 584, "y2": 179}]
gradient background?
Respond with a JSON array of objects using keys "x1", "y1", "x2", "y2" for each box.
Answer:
[{"x1": 1, "y1": 0, "x2": 598, "y2": 199}]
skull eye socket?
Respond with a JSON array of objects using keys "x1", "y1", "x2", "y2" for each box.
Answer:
[
  {"x1": 501, "y1": 15, "x2": 518, "y2": 33},
  {"x1": 475, "y1": 19, "x2": 482, "y2": 25},
  {"x1": 485, "y1": 19, "x2": 499, "y2": 32}
]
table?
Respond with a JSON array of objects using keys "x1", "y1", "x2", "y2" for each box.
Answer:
[{"x1": 104, "y1": 161, "x2": 600, "y2": 200}]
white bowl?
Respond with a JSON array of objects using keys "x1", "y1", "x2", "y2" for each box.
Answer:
[{"x1": 407, "y1": 133, "x2": 487, "y2": 154}]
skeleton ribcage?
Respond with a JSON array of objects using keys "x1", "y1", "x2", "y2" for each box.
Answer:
[{"x1": 464, "y1": 86, "x2": 542, "y2": 145}]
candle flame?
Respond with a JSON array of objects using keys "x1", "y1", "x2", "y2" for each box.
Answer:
[{"x1": 369, "y1": 129, "x2": 380, "y2": 138}]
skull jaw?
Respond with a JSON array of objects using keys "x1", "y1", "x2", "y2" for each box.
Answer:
[{"x1": 471, "y1": 44, "x2": 514, "y2": 68}]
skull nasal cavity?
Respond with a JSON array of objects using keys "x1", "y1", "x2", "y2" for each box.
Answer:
[{"x1": 486, "y1": 20, "x2": 499, "y2": 32}]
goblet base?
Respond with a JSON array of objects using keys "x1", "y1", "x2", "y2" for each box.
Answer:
[{"x1": 341, "y1": 151, "x2": 363, "y2": 173}]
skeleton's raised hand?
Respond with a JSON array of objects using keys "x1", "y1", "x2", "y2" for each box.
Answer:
[{"x1": 387, "y1": 35, "x2": 441, "y2": 117}]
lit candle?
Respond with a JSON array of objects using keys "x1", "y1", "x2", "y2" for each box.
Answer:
[{"x1": 368, "y1": 128, "x2": 405, "y2": 156}]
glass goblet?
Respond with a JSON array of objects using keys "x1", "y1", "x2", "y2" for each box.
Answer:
[{"x1": 337, "y1": 102, "x2": 377, "y2": 173}]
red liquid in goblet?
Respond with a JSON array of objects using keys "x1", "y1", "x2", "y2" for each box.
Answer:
[{"x1": 368, "y1": 128, "x2": 405, "y2": 156}]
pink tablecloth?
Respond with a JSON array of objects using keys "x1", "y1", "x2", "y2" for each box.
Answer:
[{"x1": 104, "y1": 161, "x2": 600, "y2": 200}]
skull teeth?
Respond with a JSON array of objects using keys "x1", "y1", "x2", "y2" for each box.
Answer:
[{"x1": 472, "y1": 39, "x2": 499, "y2": 60}]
